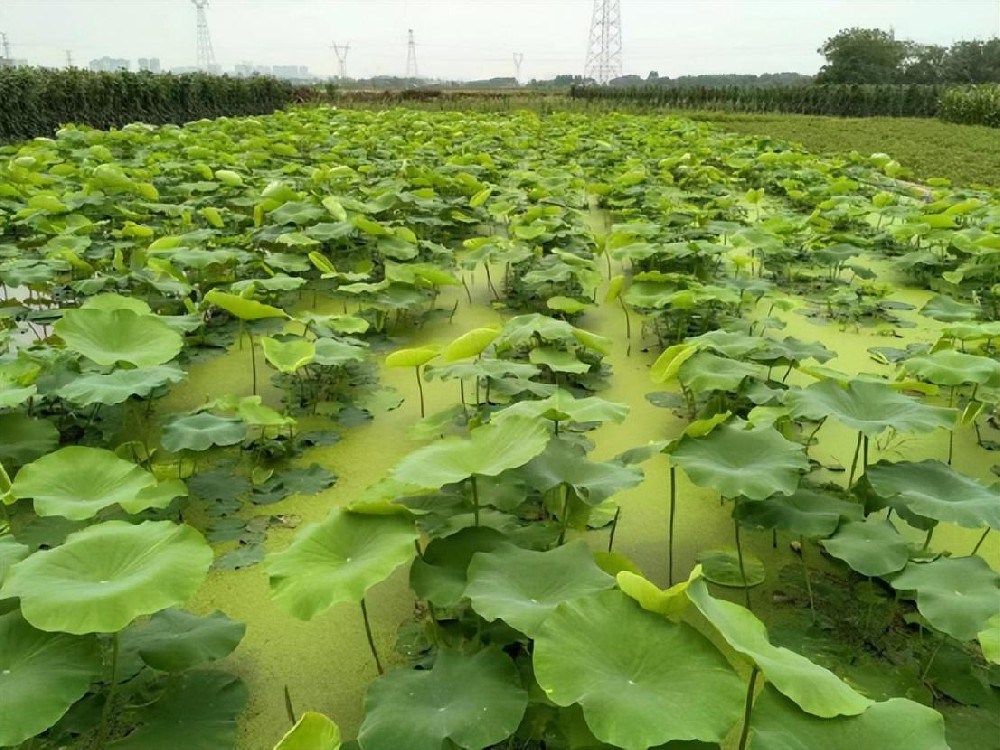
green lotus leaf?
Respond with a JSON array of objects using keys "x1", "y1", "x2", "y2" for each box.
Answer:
[
  {"x1": 749, "y1": 685, "x2": 949, "y2": 750},
  {"x1": 262, "y1": 336, "x2": 316, "y2": 374},
  {"x1": 670, "y1": 422, "x2": 808, "y2": 500},
  {"x1": 298, "y1": 313, "x2": 370, "y2": 335},
  {"x1": 57, "y1": 365, "x2": 186, "y2": 405},
  {"x1": 392, "y1": 415, "x2": 550, "y2": 488},
  {"x1": 266, "y1": 509, "x2": 418, "y2": 621},
  {"x1": 749, "y1": 336, "x2": 836, "y2": 366},
  {"x1": 121, "y1": 609, "x2": 246, "y2": 672},
  {"x1": 979, "y1": 613, "x2": 1000, "y2": 665},
  {"x1": 275, "y1": 712, "x2": 341, "y2": 750},
  {"x1": 679, "y1": 352, "x2": 764, "y2": 394},
  {"x1": 12, "y1": 446, "x2": 161, "y2": 520},
  {"x1": 426, "y1": 358, "x2": 541, "y2": 384},
  {"x1": 313, "y1": 338, "x2": 367, "y2": 367},
  {"x1": 687, "y1": 330, "x2": 768, "y2": 359},
  {"x1": 444, "y1": 327, "x2": 500, "y2": 361},
  {"x1": 903, "y1": 350, "x2": 1000, "y2": 388},
  {"x1": 516, "y1": 439, "x2": 644, "y2": 505},
  {"x1": 820, "y1": 519, "x2": 910, "y2": 577},
  {"x1": 0, "y1": 413, "x2": 60, "y2": 466},
  {"x1": 687, "y1": 578, "x2": 871, "y2": 717},
  {"x1": 1, "y1": 459, "x2": 14, "y2": 506},
  {"x1": 495, "y1": 313, "x2": 611, "y2": 356},
  {"x1": 735, "y1": 488, "x2": 862, "y2": 537},
  {"x1": 161, "y1": 412, "x2": 248, "y2": 453},
  {"x1": 865, "y1": 460, "x2": 1000, "y2": 530},
  {"x1": 55, "y1": 308, "x2": 184, "y2": 368},
  {"x1": 784, "y1": 379, "x2": 956, "y2": 436},
  {"x1": 528, "y1": 346, "x2": 592, "y2": 374},
  {"x1": 0, "y1": 536, "x2": 29, "y2": 587},
  {"x1": 547, "y1": 296, "x2": 593, "y2": 314},
  {"x1": 81, "y1": 292, "x2": 152, "y2": 314},
  {"x1": 889, "y1": 557, "x2": 1000, "y2": 641},
  {"x1": 697, "y1": 548, "x2": 766, "y2": 588},
  {"x1": 534, "y1": 590, "x2": 744, "y2": 749},
  {"x1": 616, "y1": 570, "x2": 692, "y2": 620},
  {"x1": 493, "y1": 388, "x2": 628, "y2": 425},
  {"x1": 465, "y1": 541, "x2": 615, "y2": 637},
  {"x1": 409, "y1": 527, "x2": 509, "y2": 607},
  {"x1": 650, "y1": 343, "x2": 698, "y2": 384},
  {"x1": 0, "y1": 380, "x2": 36, "y2": 409},
  {"x1": 920, "y1": 295, "x2": 980, "y2": 323},
  {"x1": 358, "y1": 647, "x2": 528, "y2": 750},
  {"x1": 204, "y1": 289, "x2": 287, "y2": 320},
  {"x1": 108, "y1": 670, "x2": 247, "y2": 750},
  {"x1": 385, "y1": 347, "x2": 438, "y2": 368},
  {"x1": 236, "y1": 396, "x2": 294, "y2": 427},
  {"x1": 0, "y1": 610, "x2": 102, "y2": 747}
]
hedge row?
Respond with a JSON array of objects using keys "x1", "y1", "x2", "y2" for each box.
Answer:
[{"x1": 0, "y1": 68, "x2": 296, "y2": 142}]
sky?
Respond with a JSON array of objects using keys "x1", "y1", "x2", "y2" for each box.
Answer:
[{"x1": 0, "y1": 0, "x2": 997, "y2": 80}]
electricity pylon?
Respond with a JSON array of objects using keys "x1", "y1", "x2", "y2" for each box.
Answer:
[
  {"x1": 584, "y1": 0, "x2": 623, "y2": 84},
  {"x1": 513, "y1": 52, "x2": 524, "y2": 83},
  {"x1": 405, "y1": 29, "x2": 418, "y2": 78},
  {"x1": 332, "y1": 42, "x2": 350, "y2": 79},
  {"x1": 191, "y1": 0, "x2": 216, "y2": 72}
]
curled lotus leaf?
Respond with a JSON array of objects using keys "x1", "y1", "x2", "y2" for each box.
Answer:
[
  {"x1": 443, "y1": 327, "x2": 499, "y2": 361},
  {"x1": 274, "y1": 712, "x2": 341, "y2": 750}
]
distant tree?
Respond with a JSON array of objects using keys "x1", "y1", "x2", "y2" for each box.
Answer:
[
  {"x1": 942, "y1": 39, "x2": 1000, "y2": 83},
  {"x1": 901, "y1": 44, "x2": 947, "y2": 84},
  {"x1": 647, "y1": 70, "x2": 660, "y2": 80},
  {"x1": 816, "y1": 28, "x2": 908, "y2": 84}
]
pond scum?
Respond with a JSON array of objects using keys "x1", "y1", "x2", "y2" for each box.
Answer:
[{"x1": 0, "y1": 107, "x2": 998, "y2": 750}]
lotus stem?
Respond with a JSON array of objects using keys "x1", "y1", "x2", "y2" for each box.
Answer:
[
  {"x1": 847, "y1": 431, "x2": 863, "y2": 489},
  {"x1": 863, "y1": 434, "x2": 869, "y2": 469},
  {"x1": 733, "y1": 497, "x2": 751, "y2": 610},
  {"x1": 800, "y1": 536, "x2": 816, "y2": 623},
  {"x1": 94, "y1": 632, "x2": 120, "y2": 750},
  {"x1": 972, "y1": 527, "x2": 990, "y2": 556},
  {"x1": 461, "y1": 275, "x2": 472, "y2": 304},
  {"x1": 737, "y1": 667, "x2": 760, "y2": 750},
  {"x1": 557, "y1": 484, "x2": 571, "y2": 545},
  {"x1": 922, "y1": 525, "x2": 935, "y2": 551},
  {"x1": 470, "y1": 475, "x2": 480, "y2": 527},
  {"x1": 619, "y1": 298, "x2": 632, "y2": 356},
  {"x1": 668, "y1": 465, "x2": 677, "y2": 586},
  {"x1": 920, "y1": 635, "x2": 944, "y2": 682},
  {"x1": 248, "y1": 331, "x2": 258, "y2": 396},
  {"x1": 607, "y1": 506, "x2": 622, "y2": 553},
  {"x1": 359, "y1": 598, "x2": 384, "y2": 676},
  {"x1": 414, "y1": 366, "x2": 426, "y2": 418},
  {"x1": 803, "y1": 421, "x2": 824, "y2": 457},
  {"x1": 283, "y1": 685, "x2": 297, "y2": 725}
]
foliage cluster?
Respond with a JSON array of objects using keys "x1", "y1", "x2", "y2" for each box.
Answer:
[{"x1": 940, "y1": 85, "x2": 1000, "y2": 128}]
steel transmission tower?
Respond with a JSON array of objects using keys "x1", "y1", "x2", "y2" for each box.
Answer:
[
  {"x1": 406, "y1": 29, "x2": 419, "y2": 78},
  {"x1": 513, "y1": 52, "x2": 524, "y2": 82},
  {"x1": 332, "y1": 42, "x2": 350, "y2": 79},
  {"x1": 191, "y1": 0, "x2": 216, "y2": 72},
  {"x1": 584, "y1": 0, "x2": 623, "y2": 84}
]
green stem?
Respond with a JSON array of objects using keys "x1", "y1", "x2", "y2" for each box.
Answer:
[
  {"x1": 248, "y1": 331, "x2": 258, "y2": 396},
  {"x1": 607, "y1": 506, "x2": 621, "y2": 553},
  {"x1": 922, "y1": 525, "x2": 936, "y2": 551},
  {"x1": 668, "y1": 465, "x2": 677, "y2": 586},
  {"x1": 920, "y1": 636, "x2": 944, "y2": 682},
  {"x1": 470, "y1": 475, "x2": 480, "y2": 527},
  {"x1": 557, "y1": 484, "x2": 571, "y2": 545},
  {"x1": 733, "y1": 497, "x2": 751, "y2": 610},
  {"x1": 94, "y1": 632, "x2": 120, "y2": 750},
  {"x1": 737, "y1": 667, "x2": 760, "y2": 750},
  {"x1": 360, "y1": 598, "x2": 384, "y2": 676},
  {"x1": 847, "y1": 430, "x2": 863, "y2": 489},
  {"x1": 800, "y1": 536, "x2": 816, "y2": 623},
  {"x1": 803, "y1": 421, "x2": 824, "y2": 457},
  {"x1": 972, "y1": 527, "x2": 990, "y2": 556},
  {"x1": 414, "y1": 366, "x2": 426, "y2": 418}
]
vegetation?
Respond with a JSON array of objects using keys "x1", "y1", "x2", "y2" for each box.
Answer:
[
  {"x1": 940, "y1": 85, "x2": 1000, "y2": 128},
  {"x1": 0, "y1": 107, "x2": 997, "y2": 750},
  {"x1": 0, "y1": 68, "x2": 295, "y2": 143}
]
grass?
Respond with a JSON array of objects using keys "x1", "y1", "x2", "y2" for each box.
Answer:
[{"x1": 684, "y1": 111, "x2": 1000, "y2": 188}]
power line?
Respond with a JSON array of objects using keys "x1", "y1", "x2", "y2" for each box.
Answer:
[
  {"x1": 405, "y1": 28, "x2": 418, "y2": 78},
  {"x1": 584, "y1": 0, "x2": 623, "y2": 84},
  {"x1": 191, "y1": 0, "x2": 216, "y2": 71}
]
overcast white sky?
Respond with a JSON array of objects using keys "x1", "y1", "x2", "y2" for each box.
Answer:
[{"x1": 1, "y1": 1, "x2": 997, "y2": 79}]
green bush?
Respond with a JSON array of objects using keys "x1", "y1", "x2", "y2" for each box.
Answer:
[
  {"x1": 939, "y1": 85, "x2": 1000, "y2": 128},
  {"x1": 0, "y1": 68, "x2": 296, "y2": 142}
]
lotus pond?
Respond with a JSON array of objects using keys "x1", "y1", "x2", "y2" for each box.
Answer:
[{"x1": 0, "y1": 108, "x2": 998, "y2": 750}]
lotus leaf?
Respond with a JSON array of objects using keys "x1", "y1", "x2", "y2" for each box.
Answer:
[
  {"x1": 81, "y1": 293, "x2": 152, "y2": 314},
  {"x1": 679, "y1": 352, "x2": 763, "y2": 393},
  {"x1": 57, "y1": 365, "x2": 186, "y2": 405},
  {"x1": 903, "y1": 350, "x2": 1000, "y2": 388},
  {"x1": 529, "y1": 346, "x2": 592, "y2": 374},
  {"x1": 533, "y1": 590, "x2": 744, "y2": 749},
  {"x1": 161, "y1": 412, "x2": 248, "y2": 453},
  {"x1": 494, "y1": 389, "x2": 628, "y2": 426},
  {"x1": 920, "y1": 295, "x2": 980, "y2": 323},
  {"x1": 262, "y1": 336, "x2": 316, "y2": 374},
  {"x1": 735, "y1": 488, "x2": 862, "y2": 537},
  {"x1": 616, "y1": 570, "x2": 692, "y2": 620},
  {"x1": 0, "y1": 535, "x2": 28, "y2": 586},
  {"x1": 516, "y1": 439, "x2": 644, "y2": 505},
  {"x1": 443, "y1": 327, "x2": 499, "y2": 361},
  {"x1": 889, "y1": 557, "x2": 1000, "y2": 641},
  {"x1": 204, "y1": 289, "x2": 287, "y2": 320},
  {"x1": 697, "y1": 548, "x2": 766, "y2": 588},
  {"x1": 687, "y1": 578, "x2": 871, "y2": 717},
  {"x1": 465, "y1": 541, "x2": 615, "y2": 637},
  {"x1": 1, "y1": 520, "x2": 213, "y2": 634},
  {"x1": 357, "y1": 648, "x2": 528, "y2": 750},
  {"x1": 409, "y1": 527, "x2": 509, "y2": 607},
  {"x1": 121, "y1": 609, "x2": 245, "y2": 672},
  {"x1": 651, "y1": 343, "x2": 698, "y2": 384},
  {"x1": 820, "y1": 519, "x2": 910, "y2": 577},
  {"x1": 266, "y1": 510, "x2": 418, "y2": 621},
  {"x1": 275, "y1": 712, "x2": 341, "y2": 750},
  {"x1": 670, "y1": 422, "x2": 808, "y2": 500},
  {"x1": 313, "y1": 338, "x2": 367, "y2": 367},
  {"x1": 55, "y1": 308, "x2": 183, "y2": 368},
  {"x1": 749, "y1": 686, "x2": 949, "y2": 750},
  {"x1": 979, "y1": 614, "x2": 1000, "y2": 665},
  {"x1": 385, "y1": 347, "x2": 438, "y2": 368},
  {"x1": 495, "y1": 314, "x2": 611, "y2": 356},
  {"x1": 0, "y1": 610, "x2": 102, "y2": 747}
]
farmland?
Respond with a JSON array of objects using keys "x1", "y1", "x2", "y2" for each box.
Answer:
[{"x1": 0, "y1": 107, "x2": 998, "y2": 750}]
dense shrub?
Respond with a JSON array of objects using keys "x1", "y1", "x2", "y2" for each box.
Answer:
[{"x1": 939, "y1": 85, "x2": 1000, "y2": 128}]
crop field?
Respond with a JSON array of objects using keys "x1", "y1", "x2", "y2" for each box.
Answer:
[{"x1": 0, "y1": 108, "x2": 998, "y2": 750}]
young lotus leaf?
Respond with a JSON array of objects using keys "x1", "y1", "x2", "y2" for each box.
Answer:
[
  {"x1": 529, "y1": 346, "x2": 592, "y2": 374},
  {"x1": 465, "y1": 541, "x2": 616, "y2": 637},
  {"x1": 265, "y1": 510, "x2": 418, "y2": 621},
  {"x1": 735, "y1": 488, "x2": 862, "y2": 538},
  {"x1": 819, "y1": 519, "x2": 910, "y2": 577},
  {"x1": 443, "y1": 327, "x2": 499, "y2": 361},
  {"x1": 161, "y1": 412, "x2": 248, "y2": 453},
  {"x1": 409, "y1": 526, "x2": 509, "y2": 608},
  {"x1": 56, "y1": 365, "x2": 187, "y2": 406},
  {"x1": 11, "y1": 446, "x2": 167, "y2": 520},
  {"x1": 385, "y1": 347, "x2": 438, "y2": 368},
  {"x1": 274, "y1": 712, "x2": 341, "y2": 750},
  {"x1": 697, "y1": 548, "x2": 766, "y2": 588},
  {"x1": 262, "y1": 336, "x2": 316, "y2": 374},
  {"x1": 120, "y1": 609, "x2": 246, "y2": 672},
  {"x1": 687, "y1": 578, "x2": 871, "y2": 717},
  {"x1": 784, "y1": 380, "x2": 956, "y2": 436},
  {"x1": 55, "y1": 308, "x2": 184, "y2": 368},
  {"x1": 616, "y1": 570, "x2": 692, "y2": 620},
  {"x1": 516, "y1": 439, "x2": 644, "y2": 506},
  {"x1": 903, "y1": 350, "x2": 1000, "y2": 388},
  {"x1": 357, "y1": 647, "x2": 528, "y2": 750},
  {"x1": 533, "y1": 590, "x2": 744, "y2": 749},
  {"x1": 888, "y1": 557, "x2": 1000, "y2": 641},
  {"x1": 0, "y1": 413, "x2": 60, "y2": 466},
  {"x1": 204, "y1": 289, "x2": 287, "y2": 320},
  {"x1": 108, "y1": 670, "x2": 247, "y2": 750},
  {"x1": 678, "y1": 352, "x2": 763, "y2": 394},
  {"x1": 0, "y1": 610, "x2": 102, "y2": 747},
  {"x1": 650, "y1": 343, "x2": 698, "y2": 384},
  {"x1": 865, "y1": 460, "x2": 1000, "y2": 530},
  {"x1": 1, "y1": 520, "x2": 213, "y2": 634},
  {"x1": 391, "y1": 415, "x2": 550, "y2": 489},
  {"x1": 670, "y1": 422, "x2": 808, "y2": 500},
  {"x1": 493, "y1": 388, "x2": 629, "y2": 426},
  {"x1": 748, "y1": 685, "x2": 949, "y2": 750}
]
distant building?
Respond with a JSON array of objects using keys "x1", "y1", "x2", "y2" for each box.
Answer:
[
  {"x1": 89, "y1": 57, "x2": 130, "y2": 72},
  {"x1": 138, "y1": 57, "x2": 161, "y2": 74},
  {"x1": 235, "y1": 63, "x2": 274, "y2": 77},
  {"x1": 272, "y1": 65, "x2": 312, "y2": 80}
]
